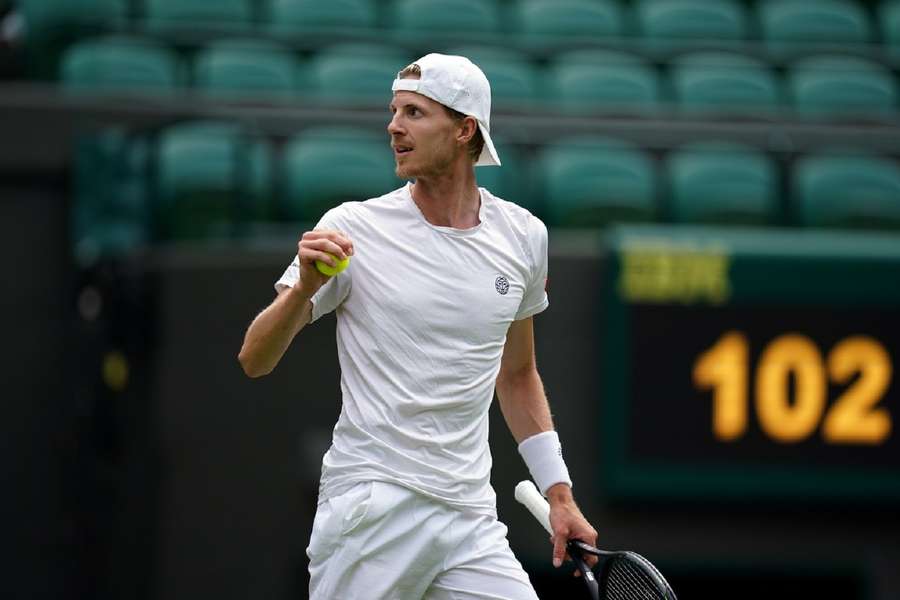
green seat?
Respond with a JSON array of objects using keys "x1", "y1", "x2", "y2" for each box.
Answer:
[
  {"x1": 22, "y1": 0, "x2": 125, "y2": 29},
  {"x1": 444, "y1": 45, "x2": 525, "y2": 65},
  {"x1": 666, "y1": 142, "x2": 778, "y2": 225},
  {"x1": 475, "y1": 141, "x2": 541, "y2": 217},
  {"x1": 22, "y1": 0, "x2": 126, "y2": 78},
  {"x1": 793, "y1": 154, "x2": 900, "y2": 230},
  {"x1": 265, "y1": 0, "x2": 376, "y2": 35},
  {"x1": 157, "y1": 121, "x2": 273, "y2": 239},
  {"x1": 788, "y1": 55, "x2": 897, "y2": 118},
  {"x1": 671, "y1": 52, "x2": 780, "y2": 113},
  {"x1": 547, "y1": 50, "x2": 661, "y2": 113},
  {"x1": 880, "y1": 0, "x2": 900, "y2": 57},
  {"x1": 760, "y1": 0, "x2": 872, "y2": 53},
  {"x1": 72, "y1": 130, "x2": 151, "y2": 260},
  {"x1": 471, "y1": 57, "x2": 540, "y2": 110},
  {"x1": 282, "y1": 127, "x2": 400, "y2": 222},
  {"x1": 308, "y1": 45, "x2": 411, "y2": 103},
  {"x1": 539, "y1": 137, "x2": 658, "y2": 227},
  {"x1": 635, "y1": 0, "x2": 748, "y2": 48},
  {"x1": 60, "y1": 35, "x2": 180, "y2": 92},
  {"x1": 389, "y1": 0, "x2": 501, "y2": 35},
  {"x1": 193, "y1": 39, "x2": 299, "y2": 99},
  {"x1": 514, "y1": 0, "x2": 624, "y2": 50},
  {"x1": 142, "y1": 0, "x2": 252, "y2": 34}
]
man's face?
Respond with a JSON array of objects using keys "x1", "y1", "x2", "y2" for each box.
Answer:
[{"x1": 388, "y1": 91, "x2": 462, "y2": 180}]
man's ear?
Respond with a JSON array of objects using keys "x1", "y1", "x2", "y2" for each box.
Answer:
[{"x1": 457, "y1": 116, "x2": 478, "y2": 145}]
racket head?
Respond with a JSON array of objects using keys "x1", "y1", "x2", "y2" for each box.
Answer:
[{"x1": 597, "y1": 551, "x2": 677, "y2": 600}]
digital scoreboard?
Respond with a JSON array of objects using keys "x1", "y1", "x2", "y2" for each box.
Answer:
[{"x1": 600, "y1": 225, "x2": 900, "y2": 503}]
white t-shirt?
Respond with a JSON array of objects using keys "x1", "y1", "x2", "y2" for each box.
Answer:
[{"x1": 276, "y1": 183, "x2": 549, "y2": 515}]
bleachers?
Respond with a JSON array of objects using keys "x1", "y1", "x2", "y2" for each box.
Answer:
[
  {"x1": 548, "y1": 49, "x2": 661, "y2": 114},
  {"x1": 8, "y1": 0, "x2": 897, "y2": 251},
  {"x1": 665, "y1": 141, "x2": 779, "y2": 225},
  {"x1": 669, "y1": 52, "x2": 781, "y2": 115},
  {"x1": 539, "y1": 136, "x2": 660, "y2": 227},
  {"x1": 793, "y1": 152, "x2": 900, "y2": 229},
  {"x1": 192, "y1": 38, "x2": 300, "y2": 99}
]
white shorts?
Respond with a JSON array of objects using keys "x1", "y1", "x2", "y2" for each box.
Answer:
[{"x1": 307, "y1": 480, "x2": 540, "y2": 600}]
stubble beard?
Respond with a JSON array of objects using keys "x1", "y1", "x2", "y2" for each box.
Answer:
[{"x1": 394, "y1": 144, "x2": 456, "y2": 181}]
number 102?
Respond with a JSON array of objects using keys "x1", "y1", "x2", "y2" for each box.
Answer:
[{"x1": 693, "y1": 331, "x2": 893, "y2": 445}]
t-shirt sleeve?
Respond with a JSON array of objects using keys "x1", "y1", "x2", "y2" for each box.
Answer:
[
  {"x1": 515, "y1": 215, "x2": 549, "y2": 320},
  {"x1": 273, "y1": 205, "x2": 353, "y2": 322}
]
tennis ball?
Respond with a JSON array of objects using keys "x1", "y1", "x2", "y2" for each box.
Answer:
[{"x1": 315, "y1": 254, "x2": 350, "y2": 276}]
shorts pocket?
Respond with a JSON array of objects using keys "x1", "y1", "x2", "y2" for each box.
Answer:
[
  {"x1": 339, "y1": 481, "x2": 375, "y2": 536},
  {"x1": 306, "y1": 500, "x2": 337, "y2": 562}
]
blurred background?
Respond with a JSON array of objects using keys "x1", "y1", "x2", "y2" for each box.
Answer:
[{"x1": 2, "y1": 0, "x2": 899, "y2": 598}]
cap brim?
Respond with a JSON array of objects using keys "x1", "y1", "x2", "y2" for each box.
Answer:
[{"x1": 475, "y1": 122, "x2": 501, "y2": 167}]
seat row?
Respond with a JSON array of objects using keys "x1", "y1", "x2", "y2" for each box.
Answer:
[
  {"x1": 60, "y1": 36, "x2": 900, "y2": 119},
  {"x1": 71, "y1": 123, "x2": 900, "y2": 259},
  {"x1": 24, "y1": 0, "x2": 900, "y2": 50}
]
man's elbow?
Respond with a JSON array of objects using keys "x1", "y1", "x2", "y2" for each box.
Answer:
[
  {"x1": 497, "y1": 361, "x2": 537, "y2": 388},
  {"x1": 238, "y1": 351, "x2": 271, "y2": 379}
]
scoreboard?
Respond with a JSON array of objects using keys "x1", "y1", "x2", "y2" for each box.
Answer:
[{"x1": 599, "y1": 225, "x2": 900, "y2": 503}]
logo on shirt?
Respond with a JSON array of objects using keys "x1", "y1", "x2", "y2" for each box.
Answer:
[{"x1": 495, "y1": 275, "x2": 510, "y2": 295}]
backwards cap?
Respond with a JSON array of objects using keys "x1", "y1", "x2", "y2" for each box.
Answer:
[{"x1": 391, "y1": 53, "x2": 501, "y2": 167}]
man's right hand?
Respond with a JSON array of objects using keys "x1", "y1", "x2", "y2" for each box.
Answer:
[{"x1": 296, "y1": 229, "x2": 355, "y2": 296}]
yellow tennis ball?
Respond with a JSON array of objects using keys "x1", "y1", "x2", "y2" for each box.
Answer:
[{"x1": 315, "y1": 254, "x2": 350, "y2": 276}]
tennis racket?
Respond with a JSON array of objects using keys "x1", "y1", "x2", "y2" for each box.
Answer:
[{"x1": 515, "y1": 480, "x2": 677, "y2": 600}]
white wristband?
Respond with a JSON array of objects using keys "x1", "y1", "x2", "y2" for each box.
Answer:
[{"x1": 517, "y1": 430, "x2": 572, "y2": 496}]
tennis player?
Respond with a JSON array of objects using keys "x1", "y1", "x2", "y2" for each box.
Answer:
[{"x1": 238, "y1": 53, "x2": 598, "y2": 599}]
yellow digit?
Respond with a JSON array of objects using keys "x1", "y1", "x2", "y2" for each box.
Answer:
[
  {"x1": 693, "y1": 331, "x2": 748, "y2": 441},
  {"x1": 756, "y1": 334, "x2": 826, "y2": 443},
  {"x1": 822, "y1": 336, "x2": 893, "y2": 444}
]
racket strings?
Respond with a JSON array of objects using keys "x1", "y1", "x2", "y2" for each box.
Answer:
[{"x1": 603, "y1": 556, "x2": 668, "y2": 600}]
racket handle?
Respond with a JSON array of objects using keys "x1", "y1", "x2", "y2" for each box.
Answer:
[{"x1": 515, "y1": 480, "x2": 553, "y2": 536}]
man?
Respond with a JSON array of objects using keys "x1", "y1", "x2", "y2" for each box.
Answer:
[{"x1": 238, "y1": 53, "x2": 597, "y2": 599}]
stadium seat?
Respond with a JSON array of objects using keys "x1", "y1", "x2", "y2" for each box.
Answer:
[
  {"x1": 60, "y1": 36, "x2": 180, "y2": 92},
  {"x1": 538, "y1": 137, "x2": 658, "y2": 227},
  {"x1": 474, "y1": 140, "x2": 540, "y2": 217},
  {"x1": 193, "y1": 39, "x2": 299, "y2": 99},
  {"x1": 793, "y1": 154, "x2": 900, "y2": 230},
  {"x1": 444, "y1": 45, "x2": 524, "y2": 65},
  {"x1": 307, "y1": 45, "x2": 411, "y2": 103},
  {"x1": 665, "y1": 142, "x2": 778, "y2": 225},
  {"x1": 546, "y1": 50, "x2": 661, "y2": 113},
  {"x1": 760, "y1": 0, "x2": 872, "y2": 52},
  {"x1": 471, "y1": 57, "x2": 540, "y2": 110},
  {"x1": 389, "y1": 0, "x2": 501, "y2": 35},
  {"x1": 282, "y1": 127, "x2": 400, "y2": 222},
  {"x1": 881, "y1": 0, "x2": 900, "y2": 57},
  {"x1": 22, "y1": 0, "x2": 126, "y2": 78},
  {"x1": 787, "y1": 55, "x2": 897, "y2": 118},
  {"x1": 156, "y1": 121, "x2": 273, "y2": 239},
  {"x1": 22, "y1": 0, "x2": 126, "y2": 31},
  {"x1": 670, "y1": 52, "x2": 781, "y2": 113},
  {"x1": 265, "y1": 0, "x2": 377, "y2": 35},
  {"x1": 514, "y1": 0, "x2": 624, "y2": 49},
  {"x1": 635, "y1": 0, "x2": 748, "y2": 48},
  {"x1": 72, "y1": 130, "x2": 151, "y2": 259},
  {"x1": 142, "y1": 0, "x2": 252, "y2": 34}
]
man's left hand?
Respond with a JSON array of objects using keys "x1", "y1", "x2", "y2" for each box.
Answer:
[{"x1": 546, "y1": 483, "x2": 599, "y2": 574}]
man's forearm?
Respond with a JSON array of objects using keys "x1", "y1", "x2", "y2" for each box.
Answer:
[
  {"x1": 496, "y1": 366, "x2": 554, "y2": 444},
  {"x1": 238, "y1": 286, "x2": 313, "y2": 378}
]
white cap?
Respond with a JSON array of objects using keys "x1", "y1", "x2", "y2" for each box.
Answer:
[{"x1": 392, "y1": 53, "x2": 501, "y2": 167}]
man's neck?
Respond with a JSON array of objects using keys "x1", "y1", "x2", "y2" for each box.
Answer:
[{"x1": 410, "y1": 162, "x2": 481, "y2": 229}]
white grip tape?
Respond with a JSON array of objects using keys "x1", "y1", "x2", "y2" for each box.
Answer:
[
  {"x1": 517, "y1": 430, "x2": 572, "y2": 495},
  {"x1": 515, "y1": 480, "x2": 553, "y2": 535}
]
